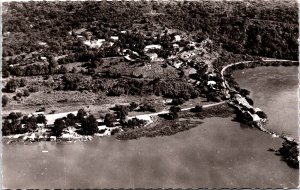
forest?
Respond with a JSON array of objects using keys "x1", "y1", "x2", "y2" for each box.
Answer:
[{"x1": 2, "y1": 0, "x2": 298, "y2": 61}]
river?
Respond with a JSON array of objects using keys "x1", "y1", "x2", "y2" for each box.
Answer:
[{"x1": 3, "y1": 66, "x2": 298, "y2": 188}]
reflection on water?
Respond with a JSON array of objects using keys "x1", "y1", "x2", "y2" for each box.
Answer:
[{"x1": 3, "y1": 66, "x2": 298, "y2": 189}]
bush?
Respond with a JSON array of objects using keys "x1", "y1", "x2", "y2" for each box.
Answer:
[
  {"x1": 191, "y1": 105, "x2": 203, "y2": 112},
  {"x1": 115, "y1": 106, "x2": 129, "y2": 120},
  {"x1": 104, "y1": 113, "x2": 116, "y2": 127},
  {"x1": 23, "y1": 89, "x2": 30, "y2": 97},
  {"x1": 240, "y1": 89, "x2": 250, "y2": 97},
  {"x1": 256, "y1": 111, "x2": 267, "y2": 119},
  {"x1": 139, "y1": 103, "x2": 156, "y2": 112},
  {"x1": 2, "y1": 95, "x2": 9, "y2": 107},
  {"x1": 279, "y1": 140, "x2": 299, "y2": 169},
  {"x1": 81, "y1": 115, "x2": 98, "y2": 135},
  {"x1": 171, "y1": 98, "x2": 185, "y2": 105},
  {"x1": 245, "y1": 97, "x2": 254, "y2": 106},
  {"x1": 36, "y1": 115, "x2": 47, "y2": 124},
  {"x1": 16, "y1": 92, "x2": 23, "y2": 98},
  {"x1": 125, "y1": 118, "x2": 147, "y2": 129},
  {"x1": 4, "y1": 79, "x2": 18, "y2": 92},
  {"x1": 76, "y1": 108, "x2": 87, "y2": 121},
  {"x1": 111, "y1": 128, "x2": 120, "y2": 135},
  {"x1": 19, "y1": 78, "x2": 27, "y2": 87},
  {"x1": 167, "y1": 106, "x2": 181, "y2": 120},
  {"x1": 52, "y1": 118, "x2": 66, "y2": 137},
  {"x1": 7, "y1": 112, "x2": 22, "y2": 120},
  {"x1": 129, "y1": 102, "x2": 139, "y2": 111},
  {"x1": 28, "y1": 86, "x2": 39, "y2": 93}
]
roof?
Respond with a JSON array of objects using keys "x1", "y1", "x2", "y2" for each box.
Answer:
[
  {"x1": 110, "y1": 36, "x2": 119, "y2": 40},
  {"x1": 174, "y1": 35, "x2": 181, "y2": 42},
  {"x1": 144, "y1": 45, "x2": 162, "y2": 52},
  {"x1": 207, "y1": 80, "x2": 216, "y2": 85}
]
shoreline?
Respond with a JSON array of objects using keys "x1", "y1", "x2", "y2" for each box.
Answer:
[
  {"x1": 3, "y1": 59, "x2": 298, "y2": 144},
  {"x1": 221, "y1": 60, "x2": 298, "y2": 142}
]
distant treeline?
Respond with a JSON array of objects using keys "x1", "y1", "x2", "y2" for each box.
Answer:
[{"x1": 3, "y1": 0, "x2": 298, "y2": 60}]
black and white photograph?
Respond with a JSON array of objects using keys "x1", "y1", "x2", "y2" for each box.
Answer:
[{"x1": 1, "y1": 0, "x2": 299, "y2": 188}]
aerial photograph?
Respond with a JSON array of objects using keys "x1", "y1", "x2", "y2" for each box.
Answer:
[{"x1": 1, "y1": 0, "x2": 299, "y2": 189}]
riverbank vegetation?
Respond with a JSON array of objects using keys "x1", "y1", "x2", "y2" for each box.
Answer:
[
  {"x1": 116, "y1": 103, "x2": 233, "y2": 140},
  {"x1": 2, "y1": 0, "x2": 298, "y2": 169},
  {"x1": 278, "y1": 140, "x2": 299, "y2": 169}
]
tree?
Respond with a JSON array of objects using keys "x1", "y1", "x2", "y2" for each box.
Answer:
[
  {"x1": 2, "y1": 95, "x2": 8, "y2": 107},
  {"x1": 129, "y1": 102, "x2": 139, "y2": 111},
  {"x1": 191, "y1": 105, "x2": 203, "y2": 112},
  {"x1": 19, "y1": 78, "x2": 27, "y2": 87},
  {"x1": 16, "y1": 92, "x2": 23, "y2": 98},
  {"x1": 5, "y1": 78, "x2": 18, "y2": 92},
  {"x1": 48, "y1": 55, "x2": 58, "y2": 73},
  {"x1": 62, "y1": 73, "x2": 81, "y2": 90},
  {"x1": 81, "y1": 115, "x2": 98, "y2": 135},
  {"x1": 115, "y1": 106, "x2": 129, "y2": 120},
  {"x1": 23, "y1": 89, "x2": 30, "y2": 97},
  {"x1": 52, "y1": 118, "x2": 66, "y2": 137},
  {"x1": 76, "y1": 108, "x2": 87, "y2": 121},
  {"x1": 126, "y1": 118, "x2": 146, "y2": 129},
  {"x1": 170, "y1": 106, "x2": 181, "y2": 113},
  {"x1": 256, "y1": 111, "x2": 267, "y2": 119},
  {"x1": 240, "y1": 88, "x2": 250, "y2": 97},
  {"x1": 36, "y1": 115, "x2": 47, "y2": 124},
  {"x1": 168, "y1": 106, "x2": 181, "y2": 120},
  {"x1": 66, "y1": 113, "x2": 76, "y2": 126},
  {"x1": 171, "y1": 98, "x2": 185, "y2": 105},
  {"x1": 7, "y1": 112, "x2": 22, "y2": 120},
  {"x1": 104, "y1": 113, "x2": 116, "y2": 127}
]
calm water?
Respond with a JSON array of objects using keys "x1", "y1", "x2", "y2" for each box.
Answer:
[
  {"x1": 233, "y1": 66, "x2": 298, "y2": 139},
  {"x1": 3, "y1": 66, "x2": 298, "y2": 188}
]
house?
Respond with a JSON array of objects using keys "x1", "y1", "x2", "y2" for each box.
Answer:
[
  {"x1": 173, "y1": 44, "x2": 179, "y2": 49},
  {"x1": 84, "y1": 39, "x2": 106, "y2": 49},
  {"x1": 207, "y1": 80, "x2": 216, "y2": 88},
  {"x1": 40, "y1": 57, "x2": 47, "y2": 61},
  {"x1": 38, "y1": 42, "x2": 47, "y2": 46},
  {"x1": 32, "y1": 112, "x2": 45, "y2": 116},
  {"x1": 147, "y1": 53, "x2": 158, "y2": 61},
  {"x1": 174, "y1": 62, "x2": 183, "y2": 69},
  {"x1": 174, "y1": 35, "x2": 181, "y2": 42},
  {"x1": 110, "y1": 36, "x2": 119, "y2": 41},
  {"x1": 144, "y1": 44, "x2": 162, "y2": 52},
  {"x1": 74, "y1": 28, "x2": 87, "y2": 35},
  {"x1": 124, "y1": 55, "x2": 134, "y2": 61},
  {"x1": 121, "y1": 31, "x2": 126, "y2": 34},
  {"x1": 164, "y1": 99, "x2": 173, "y2": 104}
]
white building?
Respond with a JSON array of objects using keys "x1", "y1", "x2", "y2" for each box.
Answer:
[
  {"x1": 110, "y1": 36, "x2": 119, "y2": 41},
  {"x1": 144, "y1": 45, "x2": 162, "y2": 52},
  {"x1": 147, "y1": 53, "x2": 158, "y2": 61},
  {"x1": 38, "y1": 42, "x2": 47, "y2": 46},
  {"x1": 173, "y1": 44, "x2": 179, "y2": 49},
  {"x1": 84, "y1": 39, "x2": 106, "y2": 48},
  {"x1": 174, "y1": 35, "x2": 181, "y2": 42}
]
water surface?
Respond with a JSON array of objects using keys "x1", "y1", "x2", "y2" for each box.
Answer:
[
  {"x1": 233, "y1": 66, "x2": 298, "y2": 139},
  {"x1": 3, "y1": 66, "x2": 298, "y2": 188}
]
